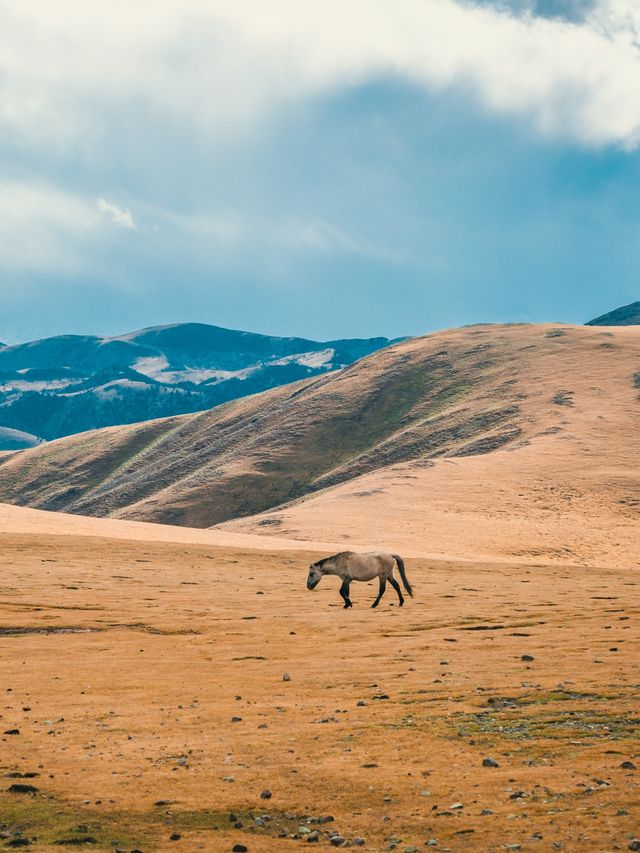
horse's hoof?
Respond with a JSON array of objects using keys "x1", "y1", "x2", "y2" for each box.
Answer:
[{"x1": 399, "y1": 600, "x2": 404, "y2": 607}]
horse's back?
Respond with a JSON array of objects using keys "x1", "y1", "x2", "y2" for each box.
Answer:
[{"x1": 346, "y1": 551, "x2": 395, "y2": 580}]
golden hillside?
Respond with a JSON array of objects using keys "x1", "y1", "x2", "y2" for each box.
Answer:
[{"x1": 0, "y1": 323, "x2": 638, "y2": 568}]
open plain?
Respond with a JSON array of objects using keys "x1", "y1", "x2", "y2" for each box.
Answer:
[
  {"x1": 1, "y1": 321, "x2": 639, "y2": 851},
  {"x1": 1, "y1": 508, "x2": 639, "y2": 853}
]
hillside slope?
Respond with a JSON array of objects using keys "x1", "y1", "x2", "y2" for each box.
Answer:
[
  {"x1": 1, "y1": 323, "x2": 638, "y2": 561},
  {"x1": 221, "y1": 324, "x2": 640, "y2": 568},
  {"x1": 586, "y1": 300, "x2": 640, "y2": 326},
  {"x1": 0, "y1": 322, "x2": 394, "y2": 444}
]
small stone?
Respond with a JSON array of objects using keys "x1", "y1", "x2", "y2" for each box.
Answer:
[
  {"x1": 3, "y1": 729, "x2": 20, "y2": 735},
  {"x1": 620, "y1": 761, "x2": 637, "y2": 770},
  {"x1": 357, "y1": 701, "x2": 367, "y2": 707},
  {"x1": 307, "y1": 832, "x2": 320, "y2": 843},
  {"x1": 521, "y1": 655, "x2": 534, "y2": 662},
  {"x1": 450, "y1": 803, "x2": 464, "y2": 810},
  {"x1": 232, "y1": 846, "x2": 248, "y2": 853},
  {"x1": 404, "y1": 847, "x2": 418, "y2": 853},
  {"x1": 628, "y1": 841, "x2": 640, "y2": 852},
  {"x1": 329, "y1": 838, "x2": 345, "y2": 848},
  {"x1": 483, "y1": 757, "x2": 499, "y2": 768},
  {"x1": 480, "y1": 809, "x2": 493, "y2": 815},
  {"x1": 231, "y1": 716, "x2": 242, "y2": 722},
  {"x1": 353, "y1": 839, "x2": 365, "y2": 847},
  {"x1": 260, "y1": 789, "x2": 272, "y2": 799},
  {"x1": 169, "y1": 833, "x2": 181, "y2": 841},
  {"x1": 427, "y1": 841, "x2": 438, "y2": 847},
  {"x1": 282, "y1": 673, "x2": 291, "y2": 682}
]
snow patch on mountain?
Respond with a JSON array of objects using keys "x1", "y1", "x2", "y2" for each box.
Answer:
[
  {"x1": 133, "y1": 356, "x2": 242, "y2": 385},
  {"x1": 272, "y1": 348, "x2": 335, "y2": 369}
]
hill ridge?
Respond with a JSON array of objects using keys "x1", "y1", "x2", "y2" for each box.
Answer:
[
  {"x1": 2, "y1": 321, "x2": 637, "y2": 555},
  {"x1": 586, "y1": 300, "x2": 640, "y2": 326},
  {"x1": 0, "y1": 322, "x2": 396, "y2": 447}
]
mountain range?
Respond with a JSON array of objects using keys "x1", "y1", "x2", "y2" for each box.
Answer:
[
  {"x1": 1, "y1": 304, "x2": 635, "y2": 451},
  {"x1": 1, "y1": 316, "x2": 638, "y2": 573},
  {"x1": 0, "y1": 323, "x2": 395, "y2": 449}
]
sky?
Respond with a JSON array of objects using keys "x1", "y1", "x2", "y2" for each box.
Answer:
[{"x1": 1, "y1": 0, "x2": 640, "y2": 344}]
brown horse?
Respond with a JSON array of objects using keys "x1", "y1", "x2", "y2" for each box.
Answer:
[{"x1": 307, "y1": 551, "x2": 413, "y2": 608}]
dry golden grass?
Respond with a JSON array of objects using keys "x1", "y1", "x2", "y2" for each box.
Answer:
[
  {"x1": 0, "y1": 321, "x2": 639, "y2": 850},
  {"x1": 5, "y1": 322, "x2": 638, "y2": 541},
  {"x1": 1, "y1": 519, "x2": 639, "y2": 852},
  {"x1": 222, "y1": 323, "x2": 640, "y2": 570}
]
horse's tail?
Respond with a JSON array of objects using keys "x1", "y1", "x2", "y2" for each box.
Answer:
[{"x1": 392, "y1": 554, "x2": 413, "y2": 597}]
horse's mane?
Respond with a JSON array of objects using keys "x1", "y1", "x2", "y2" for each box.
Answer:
[{"x1": 314, "y1": 551, "x2": 352, "y2": 567}]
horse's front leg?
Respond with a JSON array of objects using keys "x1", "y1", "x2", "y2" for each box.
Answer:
[
  {"x1": 339, "y1": 579, "x2": 353, "y2": 608},
  {"x1": 372, "y1": 577, "x2": 386, "y2": 608}
]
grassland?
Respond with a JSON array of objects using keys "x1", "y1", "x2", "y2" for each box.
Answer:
[{"x1": 1, "y1": 527, "x2": 639, "y2": 852}]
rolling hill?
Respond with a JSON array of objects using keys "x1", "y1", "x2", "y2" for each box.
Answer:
[
  {"x1": 0, "y1": 322, "x2": 638, "y2": 569},
  {"x1": 586, "y1": 300, "x2": 640, "y2": 326},
  {"x1": 0, "y1": 323, "x2": 395, "y2": 447}
]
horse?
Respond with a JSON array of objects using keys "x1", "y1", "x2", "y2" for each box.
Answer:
[{"x1": 306, "y1": 551, "x2": 413, "y2": 609}]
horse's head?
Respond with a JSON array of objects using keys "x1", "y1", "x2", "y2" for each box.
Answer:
[{"x1": 306, "y1": 563, "x2": 322, "y2": 590}]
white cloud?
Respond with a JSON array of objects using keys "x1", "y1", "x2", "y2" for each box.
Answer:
[
  {"x1": 97, "y1": 198, "x2": 137, "y2": 230},
  {"x1": 0, "y1": 0, "x2": 639, "y2": 148}
]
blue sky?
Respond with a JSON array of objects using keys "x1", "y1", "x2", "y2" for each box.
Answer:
[{"x1": 1, "y1": 0, "x2": 639, "y2": 343}]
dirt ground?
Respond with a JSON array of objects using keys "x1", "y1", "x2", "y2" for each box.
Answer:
[{"x1": 1, "y1": 528, "x2": 639, "y2": 852}]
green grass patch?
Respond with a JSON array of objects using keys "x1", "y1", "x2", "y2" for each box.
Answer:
[
  {"x1": 0, "y1": 792, "x2": 338, "y2": 850},
  {"x1": 450, "y1": 708, "x2": 640, "y2": 743},
  {"x1": 0, "y1": 792, "x2": 150, "y2": 850}
]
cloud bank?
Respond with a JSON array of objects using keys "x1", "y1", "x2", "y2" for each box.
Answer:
[
  {"x1": 1, "y1": 0, "x2": 639, "y2": 150},
  {"x1": 1, "y1": 1, "x2": 639, "y2": 343}
]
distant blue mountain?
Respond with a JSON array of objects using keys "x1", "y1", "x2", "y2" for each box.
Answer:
[
  {"x1": 0, "y1": 323, "x2": 399, "y2": 447},
  {"x1": 586, "y1": 300, "x2": 640, "y2": 326}
]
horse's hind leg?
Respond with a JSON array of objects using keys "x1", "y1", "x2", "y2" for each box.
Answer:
[
  {"x1": 388, "y1": 575, "x2": 405, "y2": 607},
  {"x1": 340, "y1": 580, "x2": 353, "y2": 609},
  {"x1": 372, "y1": 577, "x2": 386, "y2": 608}
]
